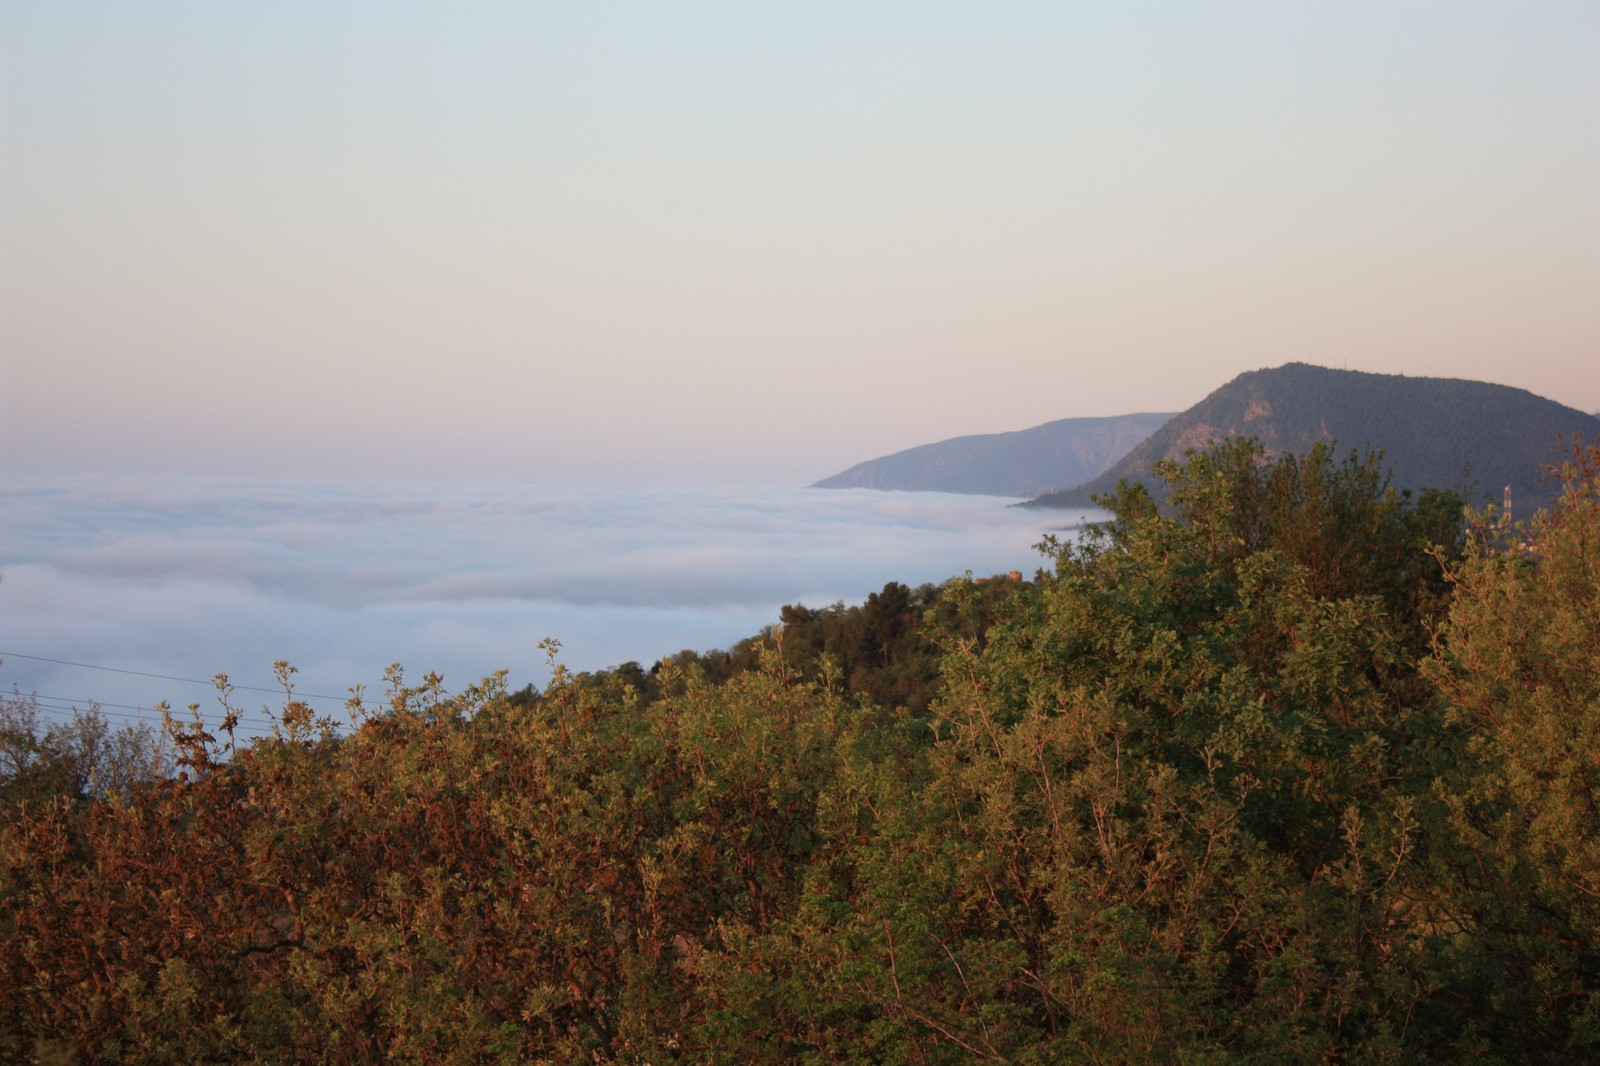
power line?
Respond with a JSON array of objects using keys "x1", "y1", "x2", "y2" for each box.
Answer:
[
  {"x1": 29, "y1": 694, "x2": 176, "y2": 715},
  {"x1": 0, "y1": 650, "x2": 379, "y2": 707},
  {"x1": 24, "y1": 693, "x2": 279, "y2": 730}
]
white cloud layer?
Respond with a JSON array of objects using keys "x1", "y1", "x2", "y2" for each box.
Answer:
[{"x1": 1, "y1": 475, "x2": 1100, "y2": 734}]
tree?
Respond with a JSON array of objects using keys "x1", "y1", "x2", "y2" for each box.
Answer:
[
  {"x1": 841, "y1": 438, "x2": 1467, "y2": 1059},
  {"x1": 1424, "y1": 440, "x2": 1600, "y2": 1056},
  {"x1": 0, "y1": 692, "x2": 173, "y2": 808}
]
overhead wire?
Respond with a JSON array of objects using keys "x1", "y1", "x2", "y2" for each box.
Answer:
[
  {"x1": 0, "y1": 649, "x2": 389, "y2": 738},
  {"x1": 23, "y1": 694, "x2": 281, "y2": 731},
  {"x1": 0, "y1": 649, "x2": 382, "y2": 708}
]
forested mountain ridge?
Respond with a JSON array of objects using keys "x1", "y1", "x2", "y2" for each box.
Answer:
[
  {"x1": 812, "y1": 412, "x2": 1173, "y2": 496},
  {"x1": 1028, "y1": 362, "x2": 1599, "y2": 510}
]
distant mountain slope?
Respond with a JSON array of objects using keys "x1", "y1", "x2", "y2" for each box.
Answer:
[
  {"x1": 1027, "y1": 363, "x2": 1600, "y2": 511},
  {"x1": 813, "y1": 412, "x2": 1175, "y2": 497}
]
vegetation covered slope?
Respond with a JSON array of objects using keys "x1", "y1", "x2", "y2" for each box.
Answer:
[
  {"x1": 1028, "y1": 363, "x2": 1600, "y2": 511},
  {"x1": 812, "y1": 412, "x2": 1173, "y2": 497},
  {"x1": 4, "y1": 438, "x2": 1599, "y2": 1062}
]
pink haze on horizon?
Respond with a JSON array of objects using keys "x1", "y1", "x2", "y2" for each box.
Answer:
[{"x1": 2, "y1": 2, "x2": 1596, "y2": 487}]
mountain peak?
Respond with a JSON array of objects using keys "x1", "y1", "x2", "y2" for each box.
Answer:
[
  {"x1": 813, "y1": 412, "x2": 1175, "y2": 497},
  {"x1": 1026, "y1": 364, "x2": 1599, "y2": 510}
]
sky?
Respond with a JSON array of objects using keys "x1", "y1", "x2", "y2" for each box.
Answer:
[{"x1": 2, "y1": 2, "x2": 1598, "y2": 486}]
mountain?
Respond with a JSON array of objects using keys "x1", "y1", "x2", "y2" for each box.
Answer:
[
  {"x1": 1026, "y1": 363, "x2": 1600, "y2": 511},
  {"x1": 812, "y1": 412, "x2": 1175, "y2": 497}
]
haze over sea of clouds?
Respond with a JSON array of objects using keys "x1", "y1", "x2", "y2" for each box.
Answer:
[{"x1": 1, "y1": 475, "x2": 1099, "y2": 735}]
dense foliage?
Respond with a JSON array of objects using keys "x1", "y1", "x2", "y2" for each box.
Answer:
[
  {"x1": 3, "y1": 438, "x2": 1597, "y2": 1062},
  {"x1": 517, "y1": 575, "x2": 1024, "y2": 720}
]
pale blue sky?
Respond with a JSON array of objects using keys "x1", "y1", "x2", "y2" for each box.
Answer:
[{"x1": 3, "y1": 2, "x2": 1596, "y2": 485}]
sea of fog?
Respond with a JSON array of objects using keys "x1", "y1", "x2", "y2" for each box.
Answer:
[{"x1": 1, "y1": 475, "x2": 1104, "y2": 736}]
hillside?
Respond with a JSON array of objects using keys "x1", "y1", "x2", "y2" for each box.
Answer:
[
  {"x1": 9, "y1": 443, "x2": 1600, "y2": 1061},
  {"x1": 813, "y1": 412, "x2": 1174, "y2": 497},
  {"x1": 1026, "y1": 363, "x2": 1599, "y2": 511}
]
